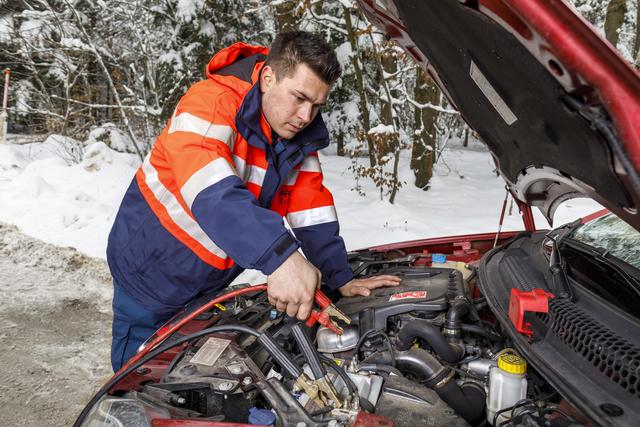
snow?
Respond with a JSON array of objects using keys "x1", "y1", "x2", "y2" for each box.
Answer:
[
  {"x1": 0, "y1": 14, "x2": 14, "y2": 43},
  {"x1": 0, "y1": 135, "x2": 602, "y2": 263},
  {"x1": 175, "y1": 0, "x2": 205, "y2": 23},
  {"x1": 0, "y1": 137, "x2": 139, "y2": 258},
  {"x1": 368, "y1": 124, "x2": 396, "y2": 135}
]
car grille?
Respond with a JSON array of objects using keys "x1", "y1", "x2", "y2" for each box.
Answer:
[{"x1": 538, "y1": 298, "x2": 640, "y2": 397}]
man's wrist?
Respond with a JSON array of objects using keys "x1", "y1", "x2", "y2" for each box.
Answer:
[{"x1": 256, "y1": 232, "x2": 300, "y2": 275}]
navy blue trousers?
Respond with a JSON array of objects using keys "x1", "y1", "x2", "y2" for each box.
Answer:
[{"x1": 110, "y1": 286, "x2": 177, "y2": 372}]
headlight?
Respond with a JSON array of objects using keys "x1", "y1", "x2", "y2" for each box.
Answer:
[{"x1": 80, "y1": 397, "x2": 168, "y2": 427}]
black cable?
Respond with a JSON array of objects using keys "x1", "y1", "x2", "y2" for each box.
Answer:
[
  {"x1": 309, "y1": 406, "x2": 333, "y2": 417},
  {"x1": 460, "y1": 323, "x2": 504, "y2": 343},
  {"x1": 160, "y1": 342, "x2": 193, "y2": 383},
  {"x1": 318, "y1": 355, "x2": 357, "y2": 395},
  {"x1": 492, "y1": 399, "x2": 535, "y2": 427},
  {"x1": 357, "y1": 363, "x2": 402, "y2": 377},
  {"x1": 319, "y1": 357, "x2": 376, "y2": 413},
  {"x1": 353, "y1": 329, "x2": 396, "y2": 367},
  {"x1": 75, "y1": 324, "x2": 283, "y2": 427},
  {"x1": 541, "y1": 406, "x2": 577, "y2": 423}
]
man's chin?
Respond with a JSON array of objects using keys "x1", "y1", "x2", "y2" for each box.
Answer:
[{"x1": 277, "y1": 128, "x2": 297, "y2": 140}]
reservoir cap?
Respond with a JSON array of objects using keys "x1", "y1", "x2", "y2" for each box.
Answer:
[{"x1": 498, "y1": 352, "x2": 527, "y2": 374}]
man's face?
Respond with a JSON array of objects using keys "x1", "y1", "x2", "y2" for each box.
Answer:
[{"x1": 260, "y1": 63, "x2": 330, "y2": 140}]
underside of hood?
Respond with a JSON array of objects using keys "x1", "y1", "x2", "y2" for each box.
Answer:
[{"x1": 359, "y1": 0, "x2": 640, "y2": 230}]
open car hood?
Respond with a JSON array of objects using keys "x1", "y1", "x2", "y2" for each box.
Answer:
[{"x1": 359, "y1": 0, "x2": 640, "y2": 230}]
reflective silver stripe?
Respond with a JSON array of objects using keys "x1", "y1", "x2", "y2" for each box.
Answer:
[
  {"x1": 287, "y1": 205, "x2": 337, "y2": 228},
  {"x1": 180, "y1": 157, "x2": 236, "y2": 209},
  {"x1": 285, "y1": 156, "x2": 322, "y2": 186},
  {"x1": 246, "y1": 165, "x2": 267, "y2": 187},
  {"x1": 168, "y1": 111, "x2": 235, "y2": 151},
  {"x1": 300, "y1": 156, "x2": 321, "y2": 172},
  {"x1": 230, "y1": 155, "x2": 265, "y2": 187},
  {"x1": 142, "y1": 153, "x2": 227, "y2": 259},
  {"x1": 233, "y1": 155, "x2": 247, "y2": 180}
]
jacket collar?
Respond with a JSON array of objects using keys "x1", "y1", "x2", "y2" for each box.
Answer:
[{"x1": 236, "y1": 82, "x2": 331, "y2": 155}]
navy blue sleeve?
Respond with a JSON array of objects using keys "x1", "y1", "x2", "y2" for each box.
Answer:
[
  {"x1": 191, "y1": 176, "x2": 299, "y2": 274},
  {"x1": 292, "y1": 221, "x2": 354, "y2": 289}
]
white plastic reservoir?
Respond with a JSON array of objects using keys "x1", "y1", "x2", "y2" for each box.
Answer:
[{"x1": 486, "y1": 351, "x2": 528, "y2": 424}]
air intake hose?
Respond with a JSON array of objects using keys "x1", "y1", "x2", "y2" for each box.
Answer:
[
  {"x1": 395, "y1": 349, "x2": 485, "y2": 423},
  {"x1": 396, "y1": 319, "x2": 464, "y2": 363},
  {"x1": 444, "y1": 297, "x2": 470, "y2": 333}
]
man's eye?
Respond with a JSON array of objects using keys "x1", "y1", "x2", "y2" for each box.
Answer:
[{"x1": 295, "y1": 95, "x2": 304, "y2": 102}]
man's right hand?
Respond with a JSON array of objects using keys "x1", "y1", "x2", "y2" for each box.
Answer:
[{"x1": 267, "y1": 251, "x2": 320, "y2": 321}]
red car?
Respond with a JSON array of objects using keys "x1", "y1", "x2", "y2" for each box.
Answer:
[{"x1": 77, "y1": 1, "x2": 640, "y2": 426}]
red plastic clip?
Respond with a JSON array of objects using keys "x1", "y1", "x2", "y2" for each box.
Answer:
[{"x1": 508, "y1": 288, "x2": 554, "y2": 336}]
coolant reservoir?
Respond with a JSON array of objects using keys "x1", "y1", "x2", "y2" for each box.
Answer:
[
  {"x1": 430, "y1": 259, "x2": 473, "y2": 281},
  {"x1": 486, "y1": 351, "x2": 528, "y2": 424}
]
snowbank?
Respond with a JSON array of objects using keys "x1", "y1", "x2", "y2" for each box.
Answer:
[{"x1": 0, "y1": 134, "x2": 601, "y2": 261}]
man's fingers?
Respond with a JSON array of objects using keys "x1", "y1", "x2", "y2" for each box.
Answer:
[
  {"x1": 361, "y1": 278, "x2": 399, "y2": 289},
  {"x1": 297, "y1": 301, "x2": 313, "y2": 321},
  {"x1": 276, "y1": 301, "x2": 287, "y2": 312},
  {"x1": 286, "y1": 303, "x2": 299, "y2": 318},
  {"x1": 372, "y1": 275, "x2": 402, "y2": 284},
  {"x1": 355, "y1": 286, "x2": 371, "y2": 296}
]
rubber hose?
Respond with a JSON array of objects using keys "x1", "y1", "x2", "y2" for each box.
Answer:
[
  {"x1": 394, "y1": 349, "x2": 485, "y2": 423},
  {"x1": 460, "y1": 323, "x2": 504, "y2": 344},
  {"x1": 445, "y1": 298, "x2": 470, "y2": 330},
  {"x1": 396, "y1": 319, "x2": 464, "y2": 363},
  {"x1": 436, "y1": 381, "x2": 486, "y2": 422}
]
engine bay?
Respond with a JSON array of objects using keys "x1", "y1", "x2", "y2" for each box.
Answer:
[{"x1": 79, "y1": 241, "x2": 590, "y2": 427}]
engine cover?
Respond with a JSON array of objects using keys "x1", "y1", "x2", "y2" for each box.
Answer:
[{"x1": 336, "y1": 266, "x2": 464, "y2": 333}]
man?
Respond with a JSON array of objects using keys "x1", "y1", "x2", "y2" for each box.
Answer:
[{"x1": 107, "y1": 31, "x2": 400, "y2": 371}]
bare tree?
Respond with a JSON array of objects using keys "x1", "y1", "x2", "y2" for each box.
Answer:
[{"x1": 604, "y1": 0, "x2": 627, "y2": 46}]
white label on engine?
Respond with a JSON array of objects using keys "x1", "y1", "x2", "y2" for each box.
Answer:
[
  {"x1": 190, "y1": 337, "x2": 230, "y2": 366},
  {"x1": 469, "y1": 60, "x2": 517, "y2": 125},
  {"x1": 389, "y1": 290, "x2": 427, "y2": 301}
]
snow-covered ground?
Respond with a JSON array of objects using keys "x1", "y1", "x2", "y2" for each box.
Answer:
[{"x1": 0, "y1": 134, "x2": 601, "y2": 260}]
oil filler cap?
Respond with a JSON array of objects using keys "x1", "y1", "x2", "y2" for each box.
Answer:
[{"x1": 498, "y1": 352, "x2": 527, "y2": 375}]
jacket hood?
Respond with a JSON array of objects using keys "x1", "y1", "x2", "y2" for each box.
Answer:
[
  {"x1": 359, "y1": 0, "x2": 640, "y2": 231},
  {"x1": 205, "y1": 42, "x2": 269, "y2": 81}
]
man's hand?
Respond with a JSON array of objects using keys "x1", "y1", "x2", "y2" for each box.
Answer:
[
  {"x1": 267, "y1": 251, "x2": 321, "y2": 320},
  {"x1": 338, "y1": 275, "x2": 402, "y2": 297}
]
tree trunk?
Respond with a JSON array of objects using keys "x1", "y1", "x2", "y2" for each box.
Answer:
[
  {"x1": 274, "y1": 2, "x2": 299, "y2": 34},
  {"x1": 377, "y1": 43, "x2": 397, "y2": 157},
  {"x1": 634, "y1": 2, "x2": 640, "y2": 67},
  {"x1": 343, "y1": 5, "x2": 375, "y2": 167},
  {"x1": 336, "y1": 129, "x2": 345, "y2": 156},
  {"x1": 411, "y1": 69, "x2": 440, "y2": 190},
  {"x1": 604, "y1": 0, "x2": 627, "y2": 47}
]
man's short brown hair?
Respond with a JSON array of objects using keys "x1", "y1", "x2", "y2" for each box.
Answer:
[{"x1": 265, "y1": 31, "x2": 341, "y2": 85}]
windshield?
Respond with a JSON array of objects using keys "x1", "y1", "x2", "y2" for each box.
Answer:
[{"x1": 571, "y1": 213, "x2": 640, "y2": 270}]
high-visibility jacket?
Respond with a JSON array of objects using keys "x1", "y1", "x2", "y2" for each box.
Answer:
[{"x1": 107, "y1": 43, "x2": 353, "y2": 311}]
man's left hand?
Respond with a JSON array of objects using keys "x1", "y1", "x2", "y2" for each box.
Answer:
[{"x1": 338, "y1": 275, "x2": 401, "y2": 297}]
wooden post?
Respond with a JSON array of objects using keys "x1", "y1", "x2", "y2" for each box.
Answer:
[{"x1": 0, "y1": 68, "x2": 10, "y2": 144}]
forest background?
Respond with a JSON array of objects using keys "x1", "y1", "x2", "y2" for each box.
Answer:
[{"x1": 0, "y1": 0, "x2": 638, "y2": 202}]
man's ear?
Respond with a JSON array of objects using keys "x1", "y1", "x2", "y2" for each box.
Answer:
[{"x1": 260, "y1": 65, "x2": 276, "y2": 92}]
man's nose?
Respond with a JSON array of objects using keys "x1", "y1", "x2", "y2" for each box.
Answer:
[{"x1": 297, "y1": 103, "x2": 313, "y2": 124}]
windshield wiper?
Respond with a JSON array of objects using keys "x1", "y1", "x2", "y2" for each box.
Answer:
[
  {"x1": 546, "y1": 234, "x2": 575, "y2": 301},
  {"x1": 544, "y1": 220, "x2": 582, "y2": 301}
]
